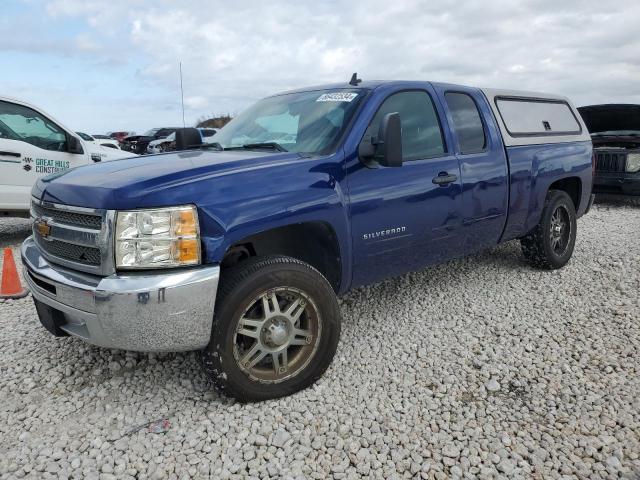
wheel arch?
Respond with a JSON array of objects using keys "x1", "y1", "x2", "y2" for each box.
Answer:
[
  {"x1": 548, "y1": 176, "x2": 582, "y2": 211},
  {"x1": 220, "y1": 221, "x2": 343, "y2": 292}
]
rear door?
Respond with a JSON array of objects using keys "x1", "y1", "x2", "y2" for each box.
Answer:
[
  {"x1": 434, "y1": 86, "x2": 509, "y2": 252},
  {"x1": 347, "y1": 86, "x2": 464, "y2": 287},
  {"x1": 0, "y1": 99, "x2": 88, "y2": 210}
]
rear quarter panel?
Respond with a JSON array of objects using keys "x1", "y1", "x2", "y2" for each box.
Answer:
[{"x1": 501, "y1": 140, "x2": 593, "y2": 241}]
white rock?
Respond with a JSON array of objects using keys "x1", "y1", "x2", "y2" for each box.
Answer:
[{"x1": 485, "y1": 379, "x2": 501, "y2": 392}]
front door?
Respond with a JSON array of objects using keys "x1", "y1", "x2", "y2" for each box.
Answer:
[
  {"x1": 0, "y1": 99, "x2": 85, "y2": 210},
  {"x1": 347, "y1": 87, "x2": 464, "y2": 287}
]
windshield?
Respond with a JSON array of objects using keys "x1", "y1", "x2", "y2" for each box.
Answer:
[
  {"x1": 143, "y1": 128, "x2": 161, "y2": 136},
  {"x1": 76, "y1": 132, "x2": 93, "y2": 141},
  {"x1": 213, "y1": 89, "x2": 365, "y2": 154}
]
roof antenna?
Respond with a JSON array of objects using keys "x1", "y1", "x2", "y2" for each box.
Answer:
[{"x1": 349, "y1": 72, "x2": 362, "y2": 86}]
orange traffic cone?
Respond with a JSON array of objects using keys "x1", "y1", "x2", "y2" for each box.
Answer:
[{"x1": 0, "y1": 248, "x2": 28, "y2": 299}]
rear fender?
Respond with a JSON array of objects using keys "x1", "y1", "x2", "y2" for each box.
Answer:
[{"x1": 501, "y1": 140, "x2": 592, "y2": 241}]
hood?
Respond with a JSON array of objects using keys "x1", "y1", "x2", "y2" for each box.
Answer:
[
  {"x1": 36, "y1": 149, "x2": 302, "y2": 209},
  {"x1": 578, "y1": 104, "x2": 640, "y2": 134}
]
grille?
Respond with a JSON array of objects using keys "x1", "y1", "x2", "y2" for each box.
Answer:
[
  {"x1": 595, "y1": 151, "x2": 626, "y2": 173},
  {"x1": 38, "y1": 239, "x2": 101, "y2": 266},
  {"x1": 32, "y1": 203, "x2": 102, "y2": 229},
  {"x1": 31, "y1": 199, "x2": 110, "y2": 275}
]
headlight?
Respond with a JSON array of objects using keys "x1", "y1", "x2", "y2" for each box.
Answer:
[
  {"x1": 115, "y1": 205, "x2": 200, "y2": 269},
  {"x1": 626, "y1": 153, "x2": 640, "y2": 173}
]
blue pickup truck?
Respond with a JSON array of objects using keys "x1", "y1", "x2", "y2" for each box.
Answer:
[{"x1": 22, "y1": 79, "x2": 594, "y2": 401}]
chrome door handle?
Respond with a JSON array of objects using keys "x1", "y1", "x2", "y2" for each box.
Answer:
[{"x1": 432, "y1": 172, "x2": 457, "y2": 185}]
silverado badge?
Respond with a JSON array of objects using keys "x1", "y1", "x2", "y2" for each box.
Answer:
[{"x1": 35, "y1": 219, "x2": 51, "y2": 239}]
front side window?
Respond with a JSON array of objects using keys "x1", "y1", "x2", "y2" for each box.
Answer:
[
  {"x1": 0, "y1": 100, "x2": 67, "y2": 151},
  {"x1": 364, "y1": 91, "x2": 445, "y2": 161},
  {"x1": 445, "y1": 92, "x2": 486, "y2": 154},
  {"x1": 213, "y1": 89, "x2": 365, "y2": 155}
]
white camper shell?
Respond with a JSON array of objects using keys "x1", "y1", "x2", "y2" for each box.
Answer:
[{"x1": 481, "y1": 88, "x2": 591, "y2": 147}]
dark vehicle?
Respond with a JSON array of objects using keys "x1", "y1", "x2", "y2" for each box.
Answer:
[
  {"x1": 23, "y1": 79, "x2": 593, "y2": 401},
  {"x1": 121, "y1": 128, "x2": 180, "y2": 154},
  {"x1": 108, "y1": 131, "x2": 135, "y2": 143},
  {"x1": 578, "y1": 104, "x2": 640, "y2": 201}
]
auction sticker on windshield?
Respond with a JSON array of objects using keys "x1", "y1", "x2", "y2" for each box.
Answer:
[{"x1": 316, "y1": 92, "x2": 359, "y2": 102}]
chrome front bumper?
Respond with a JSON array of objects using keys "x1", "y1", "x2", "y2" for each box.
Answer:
[{"x1": 21, "y1": 236, "x2": 220, "y2": 352}]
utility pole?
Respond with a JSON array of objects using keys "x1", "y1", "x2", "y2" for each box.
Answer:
[{"x1": 179, "y1": 62, "x2": 186, "y2": 127}]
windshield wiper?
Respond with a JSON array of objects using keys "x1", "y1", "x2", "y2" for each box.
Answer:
[{"x1": 236, "y1": 142, "x2": 288, "y2": 152}]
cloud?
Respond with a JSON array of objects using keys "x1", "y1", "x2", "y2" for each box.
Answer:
[
  {"x1": 184, "y1": 95, "x2": 208, "y2": 109},
  {"x1": 7, "y1": 0, "x2": 640, "y2": 132},
  {"x1": 114, "y1": 0, "x2": 640, "y2": 107}
]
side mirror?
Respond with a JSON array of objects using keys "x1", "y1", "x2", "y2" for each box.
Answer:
[
  {"x1": 358, "y1": 112, "x2": 403, "y2": 167},
  {"x1": 67, "y1": 134, "x2": 84, "y2": 154},
  {"x1": 175, "y1": 128, "x2": 203, "y2": 151}
]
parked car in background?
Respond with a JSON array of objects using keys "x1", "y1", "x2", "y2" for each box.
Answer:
[
  {"x1": 147, "y1": 132, "x2": 176, "y2": 154},
  {"x1": 23, "y1": 79, "x2": 593, "y2": 401},
  {"x1": 76, "y1": 132, "x2": 121, "y2": 149},
  {"x1": 108, "y1": 131, "x2": 135, "y2": 143},
  {"x1": 91, "y1": 135, "x2": 121, "y2": 149},
  {"x1": 146, "y1": 127, "x2": 218, "y2": 154},
  {"x1": 578, "y1": 104, "x2": 640, "y2": 201},
  {"x1": 121, "y1": 127, "x2": 180, "y2": 154},
  {"x1": 0, "y1": 96, "x2": 134, "y2": 216},
  {"x1": 146, "y1": 132, "x2": 176, "y2": 154}
]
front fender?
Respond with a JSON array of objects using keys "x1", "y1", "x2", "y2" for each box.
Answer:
[{"x1": 197, "y1": 154, "x2": 352, "y2": 291}]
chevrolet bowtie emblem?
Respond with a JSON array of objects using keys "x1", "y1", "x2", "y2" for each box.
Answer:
[{"x1": 36, "y1": 219, "x2": 51, "y2": 238}]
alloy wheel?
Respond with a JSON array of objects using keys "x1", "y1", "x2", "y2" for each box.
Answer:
[
  {"x1": 233, "y1": 287, "x2": 321, "y2": 383},
  {"x1": 549, "y1": 205, "x2": 572, "y2": 255}
]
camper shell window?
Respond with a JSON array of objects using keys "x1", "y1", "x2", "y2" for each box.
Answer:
[{"x1": 495, "y1": 97, "x2": 582, "y2": 137}]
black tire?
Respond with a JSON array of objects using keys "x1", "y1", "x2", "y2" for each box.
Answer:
[
  {"x1": 200, "y1": 255, "x2": 341, "y2": 402},
  {"x1": 521, "y1": 190, "x2": 577, "y2": 270}
]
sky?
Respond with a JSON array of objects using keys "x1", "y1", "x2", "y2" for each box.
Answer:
[{"x1": 1, "y1": 0, "x2": 639, "y2": 134}]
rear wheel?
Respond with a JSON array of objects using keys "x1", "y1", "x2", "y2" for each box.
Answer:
[
  {"x1": 200, "y1": 255, "x2": 341, "y2": 402},
  {"x1": 521, "y1": 190, "x2": 577, "y2": 269}
]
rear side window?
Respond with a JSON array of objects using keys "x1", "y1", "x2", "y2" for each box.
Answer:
[
  {"x1": 445, "y1": 92, "x2": 486, "y2": 154},
  {"x1": 365, "y1": 91, "x2": 445, "y2": 161},
  {"x1": 496, "y1": 98, "x2": 581, "y2": 136}
]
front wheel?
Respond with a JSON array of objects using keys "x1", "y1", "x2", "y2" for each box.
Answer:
[
  {"x1": 200, "y1": 256, "x2": 341, "y2": 402},
  {"x1": 521, "y1": 190, "x2": 577, "y2": 269}
]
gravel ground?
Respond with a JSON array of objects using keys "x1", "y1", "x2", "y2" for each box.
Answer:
[{"x1": 0, "y1": 201, "x2": 639, "y2": 480}]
